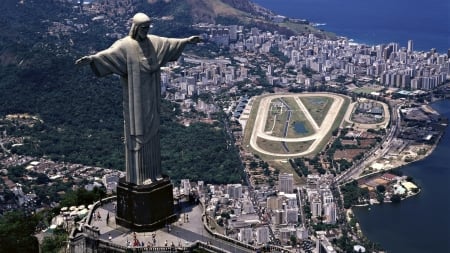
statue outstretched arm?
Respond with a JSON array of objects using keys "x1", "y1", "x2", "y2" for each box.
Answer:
[
  {"x1": 187, "y1": 36, "x2": 202, "y2": 44},
  {"x1": 75, "y1": 56, "x2": 92, "y2": 66}
]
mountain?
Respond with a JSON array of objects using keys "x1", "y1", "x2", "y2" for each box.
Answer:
[
  {"x1": 147, "y1": 0, "x2": 268, "y2": 23},
  {"x1": 186, "y1": 0, "x2": 253, "y2": 23}
]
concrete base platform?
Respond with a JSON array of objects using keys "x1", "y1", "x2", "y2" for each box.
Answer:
[{"x1": 116, "y1": 177, "x2": 178, "y2": 232}]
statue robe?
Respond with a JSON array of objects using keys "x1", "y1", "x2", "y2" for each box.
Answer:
[{"x1": 89, "y1": 35, "x2": 189, "y2": 185}]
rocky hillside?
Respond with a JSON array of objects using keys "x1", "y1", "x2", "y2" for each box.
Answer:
[
  {"x1": 186, "y1": 0, "x2": 249, "y2": 23},
  {"x1": 145, "y1": 0, "x2": 271, "y2": 24}
]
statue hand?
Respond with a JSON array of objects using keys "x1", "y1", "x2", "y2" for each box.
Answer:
[
  {"x1": 75, "y1": 56, "x2": 92, "y2": 66},
  {"x1": 187, "y1": 36, "x2": 202, "y2": 44}
]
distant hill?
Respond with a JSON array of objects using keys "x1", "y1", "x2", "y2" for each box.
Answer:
[
  {"x1": 138, "y1": 0, "x2": 294, "y2": 37},
  {"x1": 186, "y1": 0, "x2": 254, "y2": 23},
  {"x1": 146, "y1": 0, "x2": 268, "y2": 23}
]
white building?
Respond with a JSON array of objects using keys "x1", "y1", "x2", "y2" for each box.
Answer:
[
  {"x1": 322, "y1": 191, "x2": 334, "y2": 204},
  {"x1": 311, "y1": 197, "x2": 322, "y2": 218},
  {"x1": 238, "y1": 228, "x2": 253, "y2": 244},
  {"x1": 274, "y1": 209, "x2": 285, "y2": 225},
  {"x1": 307, "y1": 174, "x2": 320, "y2": 189},
  {"x1": 180, "y1": 179, "x2": 191, "y2": 195},
  {"x1": 266, "y1": 196, "x2": 282, "y2": 211},
  {"x1": 227, "y1": 184, "x2": 243, "y2": 199},
  {"x1": 278, "y1": 173, "x2": 294, "y2": 193},
  {"x1": 283, "y1": 193, "x2": 298, "y2": 208},
  {"x1": 102, "y1": 173, "x2": 119, "y2": 193},
  {"x1": 256, "y1": 226, "x2": 270, "y2": 244},
  {"x1": 297, "y1": 225, "x2": 309, "y2": 240},
  {"x1": 324, "y1": 203, "x2": 337, "y2": 224},
  {"x1": 197, "y1": 181, "x2": 204, "y2": 192},
  {"x1": 102, "y1": 173, "x2": 119, "y2": 187}
]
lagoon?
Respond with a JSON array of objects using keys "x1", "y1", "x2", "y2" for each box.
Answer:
[{"x1": 353, "y1": 99, "x2": 450, "y2": 253}]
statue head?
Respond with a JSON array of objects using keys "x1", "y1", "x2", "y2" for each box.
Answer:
[{"x1": 129, "y1": 13, "x2": 152, "y2": 41}]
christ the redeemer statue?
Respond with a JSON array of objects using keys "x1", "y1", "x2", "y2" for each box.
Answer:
[{"x1": 76, "y1": 13, "x2": 200, "y2": 185}]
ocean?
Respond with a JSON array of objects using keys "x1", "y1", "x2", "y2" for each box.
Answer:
[{"x1": 252, "y1": 0, "x2": 449, "y2": 53}]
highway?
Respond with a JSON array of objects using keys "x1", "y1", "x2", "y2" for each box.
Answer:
[{"x1": 336, "y1": 102, "x2": 401, "y2": 184}]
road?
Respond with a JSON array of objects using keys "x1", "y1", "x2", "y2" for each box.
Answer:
[{"x1": 336, "y1": 103, "x2": 401, "y2": 184}]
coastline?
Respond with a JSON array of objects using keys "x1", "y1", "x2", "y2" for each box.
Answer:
[
  {"x1": 349, "y1": 110, "x2": 445, "y2": 206},
  {"x1": 253, "y1": 0, "x2": 449, "y2": 53},
  {"x1": 349, "y1": 99, "x2": 449, "y2": 252}
]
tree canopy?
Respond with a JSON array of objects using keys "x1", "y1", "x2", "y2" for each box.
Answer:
[{"x1": 0, "y1": 211, "x2": 40, "y2": 253}]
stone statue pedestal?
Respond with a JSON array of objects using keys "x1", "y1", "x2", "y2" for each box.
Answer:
[{"x1": 115, "y1": 177, "x2": 177, "y2": 232}]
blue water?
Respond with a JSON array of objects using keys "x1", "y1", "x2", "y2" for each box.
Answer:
[
  {"x1": 293, "y1": 122, "x2": 307, "y2": 134},
  {"x1": 252, "y1": 0, "x2": 449, "y2": 53},
  {"x1": 353, "y1": 99, "x2": 450, "y2": 253}
]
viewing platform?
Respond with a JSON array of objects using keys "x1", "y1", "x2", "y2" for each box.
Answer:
[{"x1": 67, "y1": 196, "x2": 285, "y2": 253}]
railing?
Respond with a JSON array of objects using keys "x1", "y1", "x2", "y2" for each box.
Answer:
[
  {"x1": 200, "y1": 201, "x2": 290, "y2": 253},
  {"x1": 97, "y1": 239, "x2": 228, "y2": 253},
  {"x1": 86, "y1": 196, "x2": 116, "y2": 225},
  {"x1": 69, "y1": 196, "x2": 291, "y2": 253}
]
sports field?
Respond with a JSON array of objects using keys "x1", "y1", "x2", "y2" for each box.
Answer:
[{"x1": 245, "y1": 93, "x2": 350, "y2": 158}]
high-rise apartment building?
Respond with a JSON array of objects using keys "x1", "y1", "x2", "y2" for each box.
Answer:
[
  {"x1": 238, "y1": 228, "x2": 253, "y2": 243},
  {"x1": 227, "y1": 184, "x2": 242, "y2": 199},
  {"x1": 266, "y1": 196, "x2": 283, "y2": 211},
  {"x1": 274, "y1": 209, "x2": 285, "y2": 225},
  {"x1": 407, "y1": 40, "x2": 414, "y2": 53},
  {"x1": 311, "y1": 197, "x2": 322, "y2": 218},
  {"x1": 180, "y1": 179, "x2": 191, "y2": 195},
  {"x1": 256, "y1": 227, "x2": 270, "y2": 244},
  {"x1": 278, "y1": 173, "x2": 294, "y2": 193},
  {"x1": 324, "y1": 203, "x2": 337, "y2": 224},
  {"x1": 286, "y1": 208, "x2": 299, "y2": 224},
  {"x1": 322, "y1": 191, "x2": 334, "y2": 204}
]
